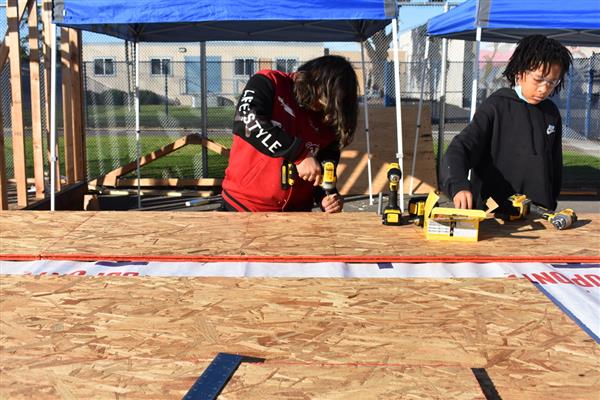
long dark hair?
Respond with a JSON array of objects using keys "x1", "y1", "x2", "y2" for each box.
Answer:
[
  {"x1": 503, "y1": 35, "x2": 573, "y2": 96},
  {"x1": 293, "y1": 55, "x2": 358, "y2": 148}
]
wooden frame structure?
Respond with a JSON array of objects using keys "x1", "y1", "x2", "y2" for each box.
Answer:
[
  {"x1": 0, "y1": 3, "x2": 230, "y2": 210},
  {"x1": 0, "y1": 0, "x2": 80, "y2": 210},
  {"x1": 88, "y1": 134, "x2": 229, "y2": 188}
]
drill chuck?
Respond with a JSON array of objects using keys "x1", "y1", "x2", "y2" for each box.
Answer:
[{"x1": 549, "y1": 210, "x2": 577, "y2": 230}]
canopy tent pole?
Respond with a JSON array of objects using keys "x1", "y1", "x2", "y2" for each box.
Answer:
[
  {"x1": 49, "y1": 22, "x2": 57, "y2": 210},
  {"x1": 200, "y1": 41, "x2": 209, "y2": 177},
  {"x1": 436, "y1": 1, "x2": 450, "y2": 185},
  {"x1": 360, "y1": 40, "x2": 374, "y2": 205},
  {"x1": 409, "y1": 38, "x2": 430, "y2": 195},
  {"x1": 134, "y1": 41, "x2": 141, "y2": 208},
  {"x1": 469, "y1": 26, "x2": 481, "y2": 121},
  {"x1": 391, "y1": 17, "x2": 404, "y2": 211}
]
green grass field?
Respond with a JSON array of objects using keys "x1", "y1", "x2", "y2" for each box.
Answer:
[
  {"x1": 85, "y1": 105, "x2": 235, "y2": 129},
  {"x1": 4, "y1": 134, "x2": 232, "y2": 180}
]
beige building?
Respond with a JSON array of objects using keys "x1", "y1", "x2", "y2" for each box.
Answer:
[
  {"x1": 82, "y1": 40, "x2": 407, "y2": 107},
  {"x1": 83, "y1": 41, "x2": 326, "y2": 106}
]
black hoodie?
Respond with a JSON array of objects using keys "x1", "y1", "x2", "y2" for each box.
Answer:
[{"x1": 441, "y1": 87, "x2": 562, "y2": 212}]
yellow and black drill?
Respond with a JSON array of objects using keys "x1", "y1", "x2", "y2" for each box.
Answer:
[
  {"x1": 530, "y1": 204, "x2": 578, "y2": 230},
  {"x1": 407, "y1": 195, "x2": 429, "y2": 227},
  {"x1": 382, "y1": 163, "x2": 402, "y2": 225},
  {"x1": 321, "y1": 160, "x2": 337, "y2": 196},
  {"x1": 508, "y1": 194, "x2": 577, "y2": 230}
]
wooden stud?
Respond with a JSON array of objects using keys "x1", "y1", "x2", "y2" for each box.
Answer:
[
  {"x1": 6, "y1": 0, "x2": 28, "y2": 208},
  {"x1": 28, "y1": 0, "x2": 45, "y2": 199},
  {"x1": 0, "y1": 0, "x2": 30, "y2": 72},
  {"x1": 60, "y1": 28, "x2": 74, "y2": 183},
  {"x1": 114, "y1": 178, "x2": 223, "y2": 188},
  {"x1": 0, "y1": 105, "x2": 7, "y2": 210}
]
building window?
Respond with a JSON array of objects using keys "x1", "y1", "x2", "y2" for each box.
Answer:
[
  {"x1": 276, "y1": 59, "x2": 297, "y2": 73},
  {"x1": 151, "y1": 58, "x2": 171, "y2": 76},
  {"x1": 234, "y1": 58, "x2": 255, "y2": 76},
  {"x1": 93, "y1": 58, "x2": 115, "y2": 76}
]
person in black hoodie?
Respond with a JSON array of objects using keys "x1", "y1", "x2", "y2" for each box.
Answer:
[{"x1": 441, "y1": 35, "x2": 573, "y2": 214}]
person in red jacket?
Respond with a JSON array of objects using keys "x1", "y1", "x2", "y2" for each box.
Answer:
[{"x1": 221, "y1": 55, "x2": 358, "y2": 212}]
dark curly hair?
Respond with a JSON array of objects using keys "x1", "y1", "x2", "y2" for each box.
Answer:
[
  {"x1": 503, "y1": 35, "x2": 573, "y2": 96},
  {"x1": 293, "y1": 55, "x2": 358, "y2": 148}
]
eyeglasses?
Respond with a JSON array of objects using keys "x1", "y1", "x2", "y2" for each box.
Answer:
[{"x1": 526, "y1": 71, "x2": 561, "y2": 88}]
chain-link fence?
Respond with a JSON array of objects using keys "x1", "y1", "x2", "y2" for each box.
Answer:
[{"x1": 2, "y1": 4, "x2": 599, "y2": 196}]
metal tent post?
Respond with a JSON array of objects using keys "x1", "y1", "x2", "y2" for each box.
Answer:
[
  {"x1": 200, "y1": 41, "x2": 208, "y2": 177},
  {"x1": 50, "y1": 22, "x2": 57, "y2": 210},
  {"x1": 360, "y1": 40, "x2": 374, "y2": 205},
  {"x1": 135, "y1": 41, "x2": 141, "y2": 208},
  {"x1": 437, "y1": 1, "x2": 450, "y2": 185},
  {"x1": 391, "y1": 17, "x2": 404, "y2": 212},
  {"x1": 409, "y1": 38, "x2": 430, "y2": 195},
  {"x1": 469, "y1": 26, "x2": 481, "y2": 121}
]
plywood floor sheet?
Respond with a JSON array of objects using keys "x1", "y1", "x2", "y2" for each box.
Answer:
[
  {"x1": 1, "y1": 276, "x2": 598, "y2": 399},
  {"x1": 1, "y1": 211, "x2": 598, "y2": 262}
]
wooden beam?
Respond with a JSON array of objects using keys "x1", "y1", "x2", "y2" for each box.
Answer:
[
  {"x1": 7, "y1": 0, "x2": 28, "y2": 207},
  {"x1": 114, "y1": 178, "x2": 223, "y2": 188},
  {"x1": 60, "y1": 28, "x2": 74, "y2": 183},
  {"x1": 89, "y1": 134, "x2": 210, "y2": 186},
  {"x1": 41, "y1": 0, "x2": 60, "y2": 192},
  {"x1": 0, "y1": 0, "x2": 31, "y2": 72},
  {"x1": 28, "y1": 0, "x2": 45, "y2": 199},
  {"x1": 69, "y1": 28, "x2": 85, "y2": 182},
  {"x1": 202, "y1": 137, "x2": 230, "y2": 157},
  {"x1": 0, "y1": 105, "x2": 7, "y2": 210}
]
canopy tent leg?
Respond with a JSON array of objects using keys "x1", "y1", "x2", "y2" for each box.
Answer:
[
  {"x1": 360, "y1": 40, "x2": 374, "y2": 205},
  {"x1": 200, "y1": 41, "x2": 209, "y2": 177},
  {"x1": 409, "y1": 38, "x2": 430, "y2": 195},
  {"x1": 436, "y1": 1, "x2": 450, "y2": 186},
  {"x1": 469, "y1": 26, "x2": 481, "y2": 121},
  {"x1": 134, "y1": 41, "x2": 142, "y2": 208},
  {"x1": 391, "y1": 17, "x2": 404, "y2": 211},
  {"x1": 50, "y1": 21, "x2": 57, "y2": 211}
]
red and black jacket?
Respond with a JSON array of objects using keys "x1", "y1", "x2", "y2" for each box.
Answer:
[{"x1": 222, "y1": 70, "x2": 339, "y2": 211}]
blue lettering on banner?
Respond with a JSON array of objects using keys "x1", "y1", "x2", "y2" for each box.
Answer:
[
  {"x1": 378, "y1": 263, "x2": 394, "y2": 269},
  {"x1": 95, "y1": 261, "x2": 149, "y2": 267},
  {"x1": 551, "y1": 263, "x2": 600, "y2": 269}
]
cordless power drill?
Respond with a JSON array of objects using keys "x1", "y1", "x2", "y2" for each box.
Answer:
[
  {"x1": 507, "y1": 194, "x2": 577, "y2": 230},
  {"x1": 407, "y1": 195, "x2": 430, "y2": 227},
  {"x1": 530, "y1": 204, "x2": 578, "y2": 230},
  {"x1": 321, "y1": 160, "x2": 337, "y2": 196},
  {"x1": 382, "y1": 163, "x2": 402, "y2": 225}
]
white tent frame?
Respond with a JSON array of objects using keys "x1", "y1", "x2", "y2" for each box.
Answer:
[{"x1": 49, "y1": 18, "x2": 407, "y2": 211}]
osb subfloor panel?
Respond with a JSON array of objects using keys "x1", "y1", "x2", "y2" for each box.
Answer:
[
  {"x1": 1, "y1": 211, "x2": 599, "y2": 261},
  {"x1": 1, "y1": 276, "x2": 598, "y2": 399}
]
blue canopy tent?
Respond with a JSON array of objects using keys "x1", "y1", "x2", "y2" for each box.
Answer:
[
  {"x1": 425, "y1": 0, "x2": 600, "y2": 176},
  {"x1": 48, "y1": 0, "x2": 404, "y2": 209},
  {"x1": 427, "y1": 0, "x2": 600, "y2": 117},
  {"x1": 427, "y1": 0, "x2": 600, "y2": 47}
]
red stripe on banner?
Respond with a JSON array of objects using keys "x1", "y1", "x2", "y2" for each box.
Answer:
[
  {"x1": 1, "y1": 253, "x2": 599, "y2": 263},
  {"x1": 0, "y1": 254, "x2": 41, "y2": 261}
]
